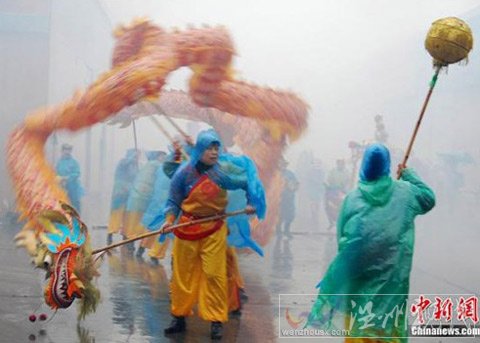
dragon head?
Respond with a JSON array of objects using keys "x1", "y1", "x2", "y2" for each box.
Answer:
[
  {"x1": 15, "y1": 203, "x2": 100, "y2": 318},
  {"x1": 41, "y1": 215, "x2": 86, "y2": 309}
]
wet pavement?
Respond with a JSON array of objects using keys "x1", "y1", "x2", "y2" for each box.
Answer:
[{"x1": 0, "y1": 203, "x2": 479, "y2": 342}]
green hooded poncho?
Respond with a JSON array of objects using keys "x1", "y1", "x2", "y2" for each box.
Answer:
[{"x1": 307, "y1": 144, "x2": 435, "y2": 342}]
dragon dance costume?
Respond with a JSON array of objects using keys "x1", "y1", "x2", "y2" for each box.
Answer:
[
  {"x1": 307, "y1": 144, "x2": 435, "y2": 343},
  {"x1": 157, "y1": 129, "x2": 265, "y2": 329}
]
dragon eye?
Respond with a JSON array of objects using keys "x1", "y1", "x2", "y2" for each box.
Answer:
[{"x1": 43, "y1": 254, "x2": 52, "y2": 269}]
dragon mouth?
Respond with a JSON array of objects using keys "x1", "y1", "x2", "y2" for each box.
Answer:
[{"x1": 51, "y1": 248, "x2": 75, "y2": 308}]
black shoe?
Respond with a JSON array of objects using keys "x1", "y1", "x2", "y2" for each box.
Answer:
[
  {"x1": 239, "y1": 288, "x2": 249, "y2": 303},
  {"x1": 164, "y1": 316, "x2": 186, "y2": 335},
  {"x1": 136, "y1": 247, "x2": 145, "y2": 258},
  {"x1": 107, "y1": 234, "x2": 113, "y2": 245},
  {"x1": 210, "y1": 322, "x2": 222, "y2": 340},
  {"x1": 150, "y1": 257, "x2": 159, "y2": 266},
  {"x1": 122, "y1": 236, "x2": 134, "y2": 251},
  {"x1": 229, "y1": 308, "x2": 242, "y2": 317},
  {"x1": 127, "y1": 243, "x2": 135, "y2": 252}
]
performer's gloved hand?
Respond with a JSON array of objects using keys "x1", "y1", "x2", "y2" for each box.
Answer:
[
  {"x1": 173, "y1": 141, "x2": 182, "y2": 163},
  {"x1": 245, "y1": 205, "x2": 256, "y2": 215}
]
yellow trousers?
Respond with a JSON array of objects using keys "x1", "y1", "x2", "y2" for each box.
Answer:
[
  {"x1": 107, "y1": 207, "x2": 126, "y2": 235},
  {"x1": 143, "y1": 236, "x2": 171, "y2": 260},
  {"x1": 123, "y1": 211, "x2": 144, "y2": 238},
  {"x1": 171, "y1": 225, "x2": 228, "y2": 322},
  {"x1": 227, "y1": 247, "x2": 245, "y2": 311}
]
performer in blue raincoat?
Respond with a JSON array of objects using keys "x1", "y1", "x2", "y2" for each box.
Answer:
[
  {"x1": 157, "y1": 129, "x2": 266, "y2": 340},
  {"x1": 123, "y1": 150, "x2": 166, "y2": 256},
  {"x1": 107, "y1": 149, "x2": 139, "y2": 245},
  {"x1": 55, "y1": 143, "x2": 84, "y2": 213},
  {"x1": 125, "y1": 150, "x2": 171, "y2": 260},
  {"x1": 307, "y1": 143, "x2": 435, "y2": 342},
  {"x1": 142, "y1": 163, "x2": 172, "y2": 230}
]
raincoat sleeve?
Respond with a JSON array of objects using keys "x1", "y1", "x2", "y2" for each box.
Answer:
[
  {"x1": 400, "y1": 168, "x2": 436, "y2": 215},
  {"x1": 335, "y1": 194, "x2": 355, "y2": 248},
  {"x1": 147, "y1": 169, "x2": 185, "y2": 229},
  {"x1": 142, "y1": 167, "x2": 171, "y2": 227},
  {"x1": 217, "y1": 155, "x2": 266, "y2": 219},
  {"x1": 163, "y1": 164, "x2": 188, "y2": 223},
  {"x1": 336, "y1": 198, "x2": 348, "y2": 245}
]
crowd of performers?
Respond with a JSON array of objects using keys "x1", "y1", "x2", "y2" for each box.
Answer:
[{"x1": 55, "y1": 124, "x2": 441, "y2": 342}]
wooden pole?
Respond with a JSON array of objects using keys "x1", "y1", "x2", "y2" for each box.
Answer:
[
  {"x1": 163, "y1": 113, "x2": 190, "y2": 139},
  {"x1": 398, "y1": 65, "x2": 442, "y2": 178},
  {"x1": 149, "y1": 116, "x2": 190, "y2": 160},
  {"x1": 92, "y1": 209, "x2": 249, "y2": 255},
  {"x1": 132, "y1": 119, "x2": 139, "y2": 148},
  {"x1": 132, "y1": 119, "x2": 139, "y2": 169},
  {"x1": 148, "y1": 102, "x2": 194, "y2": 145},
  {"x1": 149, "y1": 115, "x2": 175, "y2": 142}
]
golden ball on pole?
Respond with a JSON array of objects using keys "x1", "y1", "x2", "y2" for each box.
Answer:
[{"x1": 425, "y1": 17, "x2": 473, "y2": 66}]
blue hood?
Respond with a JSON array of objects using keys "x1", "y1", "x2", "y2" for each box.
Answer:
[
  {"x1": 359, "y1": 143, "x2": 391, "y2": 182},
  {"x1": 190, "y1": 129, "x2": 222, "y2": 165}
]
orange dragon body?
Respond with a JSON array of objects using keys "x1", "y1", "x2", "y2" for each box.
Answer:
[{"x1": 7, "y1": 19, "x2": 308, "y2": 315}]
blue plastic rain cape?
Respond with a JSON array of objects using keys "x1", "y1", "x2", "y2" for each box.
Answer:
[
  {"x1": 226, "y1": 189, "x2": 263, "y2": 256},
  {"x1": 126, "y1": 160, "x2": 162, "y2": 212},
  {"x1": 145, "y1": 150, "x2": 164, "y2": 161},
  {"x1": 142, "y1": 165, "x2": 172, "y2": 242},
  {"x1": 307, "y1": 144, "x2": 435, "y2": 340},
  {"x1": 55, "y1": 156, "x2": 84, "y2": 211},
  {"x1": 149, "y1": 129, "x2": 266, "y2": 248},
  {"x1": 110, "y1": 150, "x2": 138, "y2": 210}
]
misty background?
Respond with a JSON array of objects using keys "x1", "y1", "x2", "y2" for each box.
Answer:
[{"x1": 0, "y1": 0, "x2": 480, "y2": 224}]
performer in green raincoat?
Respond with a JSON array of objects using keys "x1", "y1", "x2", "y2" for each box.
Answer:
[{"x1": 307, "y1": 143, "x2": 435, "y2": 342}]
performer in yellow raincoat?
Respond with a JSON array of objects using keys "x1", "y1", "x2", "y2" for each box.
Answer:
[{"x1": 158, "y1": 129, "x2": 266, "y2": 340}]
